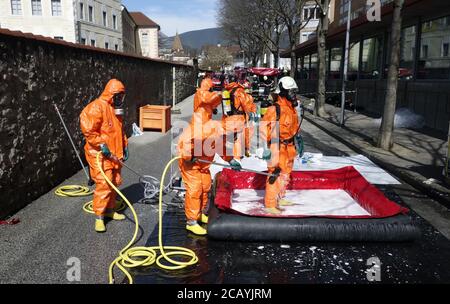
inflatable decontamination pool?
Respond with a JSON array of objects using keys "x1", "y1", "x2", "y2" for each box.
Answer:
[{"x1": 208, "y1": 167, "x2": 420, "y2": 242}]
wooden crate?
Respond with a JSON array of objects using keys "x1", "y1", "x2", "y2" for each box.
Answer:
[{"x1": 139, "y1": 105, "x2": 171, "y2": 133}]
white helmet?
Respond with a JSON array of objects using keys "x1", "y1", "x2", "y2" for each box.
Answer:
[{"x1": 275, "y1": 76, "x2": 298, "y2": 94}]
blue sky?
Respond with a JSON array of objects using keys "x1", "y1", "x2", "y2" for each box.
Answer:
[{"x1": 122, "y1": 0, "x2": 219, "y2": 36}]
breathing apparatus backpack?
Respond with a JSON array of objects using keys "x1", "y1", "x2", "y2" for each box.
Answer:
[
  {"x1": 272, "y1": 102, "x2": 304, "y2": 157},
  {"x1": 221, "y1": 87, "x2": 245, "y2": 117}
]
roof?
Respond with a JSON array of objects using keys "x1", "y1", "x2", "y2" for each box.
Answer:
[
  {"x1": 0, "y1": 28, "x2": 193, "y2": 68},
  {"x1": 129, "y1": 12, "x2": 160, "y2": 30},
  {"x1": 172, "y1": 32, "x2": 184, "y2": 52}
]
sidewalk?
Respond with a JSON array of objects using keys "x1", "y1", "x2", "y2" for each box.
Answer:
[
  {"x1": 0, "y1": 96, "x2": 194, "y2": 283},
  {"x1": 302, "y1": 102, "x2": 450, "y2": 208}
]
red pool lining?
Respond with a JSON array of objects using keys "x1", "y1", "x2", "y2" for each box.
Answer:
[{"x1": 214, "y1": 167, "x2": 409, "y2": 219}]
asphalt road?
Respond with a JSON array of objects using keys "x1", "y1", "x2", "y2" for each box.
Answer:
[{"x1": 1, "y1": 94, "x2": 449, "y2": 283}]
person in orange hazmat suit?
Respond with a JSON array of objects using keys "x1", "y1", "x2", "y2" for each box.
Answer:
[
  {"x1": 80, "y1": 79, "x2": 129, "y2": 233},
  {"x1": 260, "y1": 76, "x2": 301, "y2": 215}
]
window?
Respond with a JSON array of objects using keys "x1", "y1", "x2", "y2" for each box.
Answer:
[
  {"x1": 418, "y1": 16, "x2": 450, "y2": 79},
  {"x1": 361, "y1": 37, "x2": 381, "y2": 79},
  {"x1": 79, "y1": 2, "x2": 84, "y2": 19},
  {"x1": 51, "y1": 0, "x2": 62, "y2": 16},
  {"x1": 348, "y1": 42, "x2": 360, "y2": 80},
  {"x1": 54, "y1": 36, "x2": 63, "y2": 40},
  {"x1": 31, "y1": 0, "x2": 42, "y2": 16},
  {"x1": 90, "y1": 39, "x2": 96, "y2": 47},
  {"x1": 88, "y1": 6, "x2": 93, "y2": 22},
  {"x1": 329, "y1": 48, "x2": 342, "y2": 79},
  {"x1": 114, "y1": 44, "x2": 118, "y2": 51},
  {"x1": 11, "y1": 0, "x2": 22, "y2": 15},
  {"x1": 443, "y1": 43, "x2": 449, "y2": 57},
  {"x1": 112, "y1": 15, "x2": 117, "y2": 30},
  {"x1": 105, "y1": 42, "x2": 109, "y2": 49},
  {"x1": 421, "y1": 45, "x2": 429, "y2": 58},
  {"x1": 142, "y1": 32, "x2": 149, "y2": 45},
  {"x1": 303, "y1": 8, "x2": 308, "y2": 20},
  {"x1": 102, "y1": 11, "x2": 107, "y2": 27},
  {"x1": 398, "y1": 25, "x2": 416, "y2": 80},
  {"x1": 81, "y1": 38, "x2": 86, "y2": 45}
]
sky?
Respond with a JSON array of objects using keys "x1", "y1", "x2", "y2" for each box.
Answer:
[{"x1": 122, "y1": 0, "x2": 219, "y2": 36}]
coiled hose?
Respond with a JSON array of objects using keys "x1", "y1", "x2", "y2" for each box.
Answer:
[{"x1": 93, "y1": 152, "x2": 198, "y2": 284}]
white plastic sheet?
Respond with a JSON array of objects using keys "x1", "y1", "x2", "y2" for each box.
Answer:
[
  {"x1": 231, "y1": 189, "x2": 371, "y2": 217},
  {"x1": 210, "y1": 153, "x2": 400, "y2": 185}
]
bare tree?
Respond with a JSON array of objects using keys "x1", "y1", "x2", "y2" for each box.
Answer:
[
  {"x1": 314, "y1": 0, "x2": 330, "y2": 117},
  {"x1": 199, "y1": 45, "x2": 234, "y2": 71},
  {"x1": 377, "y1": 0, "x2": 405, "y2": 150},
  {"x1": 218, "y1": 0, "x2": 264, "y2": 66},
  {"x1": 219, "y1": 0, "x2": 285, "y2": 68}
]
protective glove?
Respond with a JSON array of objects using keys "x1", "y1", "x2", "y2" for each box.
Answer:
[
  {"x1": 262, "y1": 149, "x2": 272, "y2": 161},
  {"x1": 229, "y1": 159, "x2": 242, "y2": 171},
  {"x1": 100, "y1": 144, "x2": 111, "y2": 158},
  {"x1": 294, "y1": 134, "x2": 304, "y2": 158},
  {"x1": 123, "y1": 147, "x2": 129, "y2": 162}
]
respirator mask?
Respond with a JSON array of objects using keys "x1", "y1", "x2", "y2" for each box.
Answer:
[
  {"x1": 279, "y1": 86, "x2": 299, "y2": 108},
  {"x1": 113, "y1": 92, "x2": 126, "y2": 116}
]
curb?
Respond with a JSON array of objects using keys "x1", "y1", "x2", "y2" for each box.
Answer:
[{"x1": 304, "y1": 113, "x2": 450, "y2": 209}]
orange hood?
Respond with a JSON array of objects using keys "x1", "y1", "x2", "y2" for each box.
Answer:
[
  {"x1": 225, "y1": 82, "x2": 243, "y2": 91},
  {"x1": 99, "y1": 79, "x2": 126, "y2": 104},
  {"x1": 200, "y1": 78, "x2": 213, "y2": 91}
]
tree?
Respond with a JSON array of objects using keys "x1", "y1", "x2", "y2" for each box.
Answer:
[
  {"x1": 218, "y1": 0, "x2": 264, "y2": 66},
  {"x1": 219, "y1": 0, "x2": 286, "y2": 68},
  {"x1": 199, "y1": 45, "x2": 233, "y2": 71},
  {"x1": 377, "y1": 0, "x2": 405, "y2": 150},
  {"x1": 264, "y1": 0, "x2": 311, "y2": 76},
  {"x1": 314, "y1": 0, "x2": 330, "y2": 117}
]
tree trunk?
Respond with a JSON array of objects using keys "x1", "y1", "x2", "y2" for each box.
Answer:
[
  {"x1": 315, "y1": 0, "x2": 329, "y2": 117},
  {"x1": 273, "y1": 51, "x2": 279, "y2": 68},
  {"x1": 290, "y1": 50, "x2": 296, "y2": 78},
  {"x1": 377, "y1": 0, "x2": 404, "y2": 150}
]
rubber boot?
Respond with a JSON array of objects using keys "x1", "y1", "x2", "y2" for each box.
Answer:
[
  {"x1": 200, "y1": 214, "x2": 209, "y2": 224},
  {"x1": 279, "y1": 199, "x2": 295, "y2": 207},
  {"x1": 95, "y1": 219, "x2": 106, "y2": 233},
  {"x1": 265, "y1": 207, "x2": 282, "y2": 215},
  {"x1": 105, "y1": 212, "x2": 126, "y2": 221},
  {"x1": 186, "y1": 221, "x2": 207, "y2": 235}
]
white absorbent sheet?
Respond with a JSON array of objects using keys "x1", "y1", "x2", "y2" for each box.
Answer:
[
  {"x1": 209, "y1": 153, "x2": 400, "y2": 185},
  {"x1": 231, "y1": 189, "x2": 371, "y2": 217}
]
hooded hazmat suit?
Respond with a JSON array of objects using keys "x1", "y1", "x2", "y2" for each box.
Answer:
[
  {"x1": 260, "y1": 96, "x2": 299, "y2": 209},
  {"x1": 179, "y1": 80, "x2": 222, "y2": 224},
  {"x1": 80, "y1": 79, "x2": 128, "y2": 217},
  {"x1": 221, "y1": 82, "x2": 256, "y2": 160}
]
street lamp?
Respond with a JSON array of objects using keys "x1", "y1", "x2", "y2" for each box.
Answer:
[{"x1": 341, "y1": 0, "x2": 352, "y2": 127}]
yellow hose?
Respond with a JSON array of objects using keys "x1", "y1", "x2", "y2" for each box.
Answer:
[
  {"x1": 94, "y1": 152, "x2": 198, "y2": 284},
  {"x1": 55, "y1": 185, "x2": 93, "y2": 197},
  {"x1": 55, "y1": 184, "x2": 124, "y2": 214}
]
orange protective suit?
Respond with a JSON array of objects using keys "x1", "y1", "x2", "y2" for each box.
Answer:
[
  {"x1": 260, "y1": 96, "x2": 300, "y2": 209},
  {"x1": 193, "y1": 78, "x2": 222, "y2": 124},
  {"x1": 80, "y1": 79, "x2": 128, "y2": 217},
  {"x1": 179, "y1": 80, "x2": 222, "y2": 222},
  {"x1": 222, "y1": 82, "x2": 256, "y2": 160}
]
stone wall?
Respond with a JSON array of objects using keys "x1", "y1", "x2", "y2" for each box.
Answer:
[{"x1": 0, "y1": 30, "x2": 196, "y2": 219}]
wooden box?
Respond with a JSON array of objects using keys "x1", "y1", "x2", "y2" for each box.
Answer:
[{"x1": 139, "y1": 105, "x2": 171, "y2": 133}]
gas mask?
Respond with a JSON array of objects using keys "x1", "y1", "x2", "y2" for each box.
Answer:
[
  {"x1": 280, "y1": 88, "x2": 299, "y2": 107},
  {"x1": 113, "y1": 92, "x2": 126, "y2": 116}
]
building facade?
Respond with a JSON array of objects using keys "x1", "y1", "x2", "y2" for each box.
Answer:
[
  {"x1": 130, "y1": 12, "x2": 159, "y2": 59},
  {"x1": 121, "y1": 5, "x2": 136, "y2": 54},
  {"x1": 0, "y1": 0, "x2": 123, "y2": 51},
  {"x1": 0, "y1": 0, "x2": 77, "y2": 42},
  {"x1": 285, "y1": 0, "x2": 450, "y2": 133}
]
